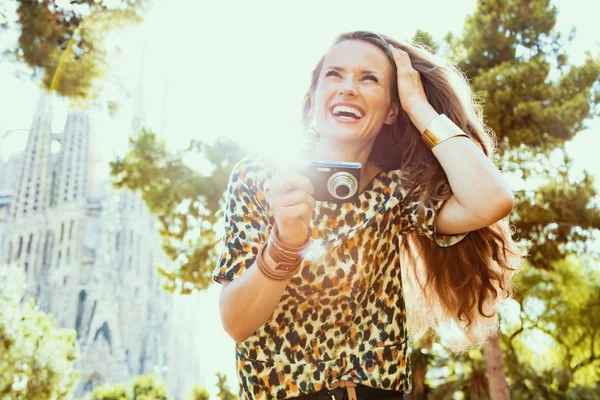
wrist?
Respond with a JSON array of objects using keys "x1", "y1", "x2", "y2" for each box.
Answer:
[
  {"x1": 255, "y1": 225, "x2": 309, "y2": 282},
  {"x1": 421, "y1": 114, "x2": 470, "y2": 149},
  {"x1": 405, "y1": 102, "x2": 438, "y2": 133},
  {"x1": 256, "y1": 243, "x2": 300, "y2": 281},
  {"x1": 278, "y1": 227, "x2": 310, "y2": 248},
  {"x1": 262, "y1": 246, "x2": 278, "y2": 270},
  {"x1": 270, "y1": 225, "x2": 310, "y2": 255}
]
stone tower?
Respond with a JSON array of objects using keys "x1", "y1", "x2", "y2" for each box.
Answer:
[{"x1": 0, "y1": 90, "x2": 173, "y2": 395}]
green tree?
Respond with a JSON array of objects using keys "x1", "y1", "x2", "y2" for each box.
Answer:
[
  {"x1": 188, "y1": 385, "x2": 210, "y2": 400},
  {"x1": 79, "y1": 374, "x2": 168, "y2": 400},
  {"x1": 452, "y1": 0, "x2": 600, "y2": 267},
  {"x1": 131, "y1": 374, "x2": 169, "y2": 400},
  {"x1": 414, "y1": 256, "x2": 600, "y2": 400},
  {"x1": 412, "y1": 29, "x2": 439, "y2": 53},
  {"x1": 4, "y1": 0, "x2": 148, "y2": 100},
  {"x1": 110, "y1": 129, "x2": 245, "y2": 293},
  {"x1": 215, "y1": 372, "x2": 238, "y2": 400},
  {"x1": 87, "y1": 384, "x2": 129, "y2": 400},
  {"x1": 0, "y1": 264, "x2": 80, "y2": 399},
  {"x1": 500, "y1": 256, "x2": 600, "y2": 399},
  {"x1": 409, "y1": 0, "x2": 600, "y2": 398}
]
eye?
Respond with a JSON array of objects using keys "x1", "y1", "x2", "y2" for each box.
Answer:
[
  {"x1": 325, "y1": 70, "x2": 342, "y2": 78},
  {"x1": 363, "y1": 74, "x2": 379, "y2": 83}
]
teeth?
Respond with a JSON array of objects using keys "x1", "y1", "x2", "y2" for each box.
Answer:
[{"x1": 332, "y1": 105, "x2": 364, "y2": 118}]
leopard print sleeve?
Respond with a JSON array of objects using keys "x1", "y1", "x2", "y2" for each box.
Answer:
[
  {"x1": 399, "y1": 184, "x2": 470, "y2": 248},
  {"x1": 212, "y1": 156, "x2": 271, "y2": 283}
]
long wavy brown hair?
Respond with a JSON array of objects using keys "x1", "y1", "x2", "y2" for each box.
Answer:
[{"x1": 301, "y1": 31, "x2": 526, "y2": 351}]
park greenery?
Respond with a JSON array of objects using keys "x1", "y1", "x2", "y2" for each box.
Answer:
[
  {"x1": 0, "y1": 265, "x2": 237, "y2": 399},
  {"x1": 1, "y1": 0, "x2": 599, "y2": 398},
  {"x1": 2, "y1": 0, "x2": 148, "y2": 100},
  {"x1": 75, "y1": 372, "x2": 236, "y2": 400},
  {"x1": 0, "y1": 265, "x2": 80, "y2": 398}
]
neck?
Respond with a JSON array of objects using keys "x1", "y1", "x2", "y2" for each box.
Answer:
[{"x1": 313, "y1": 137, "x2": 374, "y2": 166}]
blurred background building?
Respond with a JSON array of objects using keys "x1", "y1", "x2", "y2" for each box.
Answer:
[{"x1": 0, "y1": 89, "x2": 202, "y2": 399}]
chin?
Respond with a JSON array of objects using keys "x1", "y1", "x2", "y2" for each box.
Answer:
[
  {"x1": 324, "y1": 126, "x2": 373, "y2": 142},
  {"x1": 323, "y1": 131, "x2": 360, "y2": 143}
]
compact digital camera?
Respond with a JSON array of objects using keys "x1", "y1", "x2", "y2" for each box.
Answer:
[{"x1": 301, "y1": 160, "x2": 362, "y2": 203}]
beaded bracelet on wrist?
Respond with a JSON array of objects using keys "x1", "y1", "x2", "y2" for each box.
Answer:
[{"x1": 256, "y1": 224, "x2": 310, "y2": 281}]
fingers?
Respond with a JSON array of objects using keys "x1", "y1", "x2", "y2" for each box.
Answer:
[
  {"x1": 289, "y1": 173, "x2": 314, "y2": 196},
  {"x1": 275, "y1": 203, "x2": 314, "y2": 225},
  {"x1": 268, "y1": 189, "x2": 316, "y2": 209},
  {"x1": 267, "y1": 169, "x2": 316, "y2": 234},
  {"x1": 268, "y1": 173, "x2": 293, "y2": 196},
  {"x1": 389, "y1": 44, "x2": 416, "y2": 72},
  {"x1": 268, "y1": 190, "x2": 315, "y2": 229},
  {"x1": 268, "y1": 171, "x2": 314, "y2": 197}
]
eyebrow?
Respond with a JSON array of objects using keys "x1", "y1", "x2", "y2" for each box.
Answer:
[{"x1": 324, "y1": 66, "x2": 383, "y2": 76}]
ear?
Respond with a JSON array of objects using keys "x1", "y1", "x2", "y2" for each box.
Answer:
[{"x1": 384, "y1": 103, "x2": 400, "y2": 125}]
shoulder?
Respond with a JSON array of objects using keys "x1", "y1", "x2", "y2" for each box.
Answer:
[
  {"x1": 229, "y1": 155, "x2": 274, "y2": 185},
  {"x1": 226, "y1": 155, "x2": 277, "y2": 207},
  {"x1": 377, "y1": 167, "x2": 416, "y2": 198}
]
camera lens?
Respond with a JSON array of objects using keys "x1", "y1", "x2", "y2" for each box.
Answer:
[
  {"x1": 335, "y1": 185, "x2": 350, "y2": 198},
  {"x1": 327, "y1": 172, "x2": 358, "y2": 200}
]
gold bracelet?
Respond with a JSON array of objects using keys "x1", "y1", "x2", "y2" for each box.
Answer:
[{"x1": 421, "y1": 114, "x2": 469, "y2": 149}]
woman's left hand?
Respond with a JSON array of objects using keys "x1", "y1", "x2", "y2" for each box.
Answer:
[
  {"x1": 389, "y1": 44, "x2": 439, "y2": 133},
  {"x1": 389, "y1": 44, "x2": 430, "y2": 115}
]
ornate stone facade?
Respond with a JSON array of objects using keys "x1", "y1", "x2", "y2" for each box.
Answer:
[{"x1": 0, "y1": 92, "x2": 183, "y2": 397}]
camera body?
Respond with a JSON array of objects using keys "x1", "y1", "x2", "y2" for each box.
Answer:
[{"x1": 301, "y1": 160, "x2": 362, "y2": 203}]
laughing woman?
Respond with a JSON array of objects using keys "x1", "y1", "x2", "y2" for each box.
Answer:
[{"x1": 213, "y1": 31, "x2": 524, "y2": 400}]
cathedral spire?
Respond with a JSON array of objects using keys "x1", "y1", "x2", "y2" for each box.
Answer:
[{"x1": 12, "y1": 91, "x2": 54, "y2": 221}]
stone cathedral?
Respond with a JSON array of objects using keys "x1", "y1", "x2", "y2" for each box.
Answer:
[{"x1": 0, "y1": 91, "x2": 203, "y2": 398}]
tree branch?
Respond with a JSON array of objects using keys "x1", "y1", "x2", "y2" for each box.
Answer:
[
  {"x1": 573, "y1": 328, "x2": 598, "y2": 371},
  {"x1": 509, "y1": 326, "x2": 524, "y2": 343}
]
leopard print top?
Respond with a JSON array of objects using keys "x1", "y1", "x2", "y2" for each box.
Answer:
[{"x1": 213, "y1": 156, "x2": 469, "y2": 400}]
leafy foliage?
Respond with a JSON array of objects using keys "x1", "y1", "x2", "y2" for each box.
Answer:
[
  {"x1": 0, "y1": 264, "x2": 80, "y2": 399},
  {"x1": 415, "y1": 256, "x2": 600, "y2": 399},
  {"x1": 110, "y1": 129, "x2": 245, "y2": 293},
  {"x1": 499, "y1": 257, "x2": 600, "y2": 398},
  {"x1": 86, "y1": 384, "x2": 129, "y2": 400},
  {"x1": 131, "y1": 374, "x2": 169, "y2": 400},
  {"x1": 453, "y1": 0, "x2": 600, "y2": 154},
  {"x1": 408, "y1": 0, "x2": 600, "y2": 398},
  {"x1": 7, "y1": 0, "x2": 148, "y2": 99},
  {"x1": 444, "y1": 0, "x2": 600, "y2": 270},
  {"x1": 78, "y1": 374, "x2": 168, "y2": 400},
  {"x1": 78, "y1": 373, "x2": 231, "y2": 400},
  {"x1": 188, "y1": 385, "x2": 210, "y2": 400},
  {"x1": 412, "y1": 29, "x2": 439, "y2": 53},
  {"x1": 437, "y1": 0, "x2": 600, "y2": 274},
  {"x1": 215, "y1": 372, "x2": 238, "y2": 400}
]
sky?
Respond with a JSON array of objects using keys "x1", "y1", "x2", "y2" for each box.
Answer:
[
  {"x1": 1, "y1": 0, "x2": 599, "y2": 396},
  {"x1": 1, "y1": 0, "x2": 599, "y2": 185}
]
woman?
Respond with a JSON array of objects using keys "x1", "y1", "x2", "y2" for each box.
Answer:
[{"x1": 213, "y1": 31, "x2": 523, "y2": 400}]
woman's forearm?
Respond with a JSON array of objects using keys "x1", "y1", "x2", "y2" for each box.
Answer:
[
  {"x1": 219, "y1": 252, "x2": 291, "y2": 343},
  {"x1": 431, "y1": 135, "x2": 514, "y2": 219},
  {"x1": 408, "y1": 103, "x2": 514, "y2": 219}
]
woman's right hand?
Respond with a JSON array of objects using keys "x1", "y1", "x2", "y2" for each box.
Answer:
[{"x1": 266, "y1": 172, "x2": 316, "y2": 247}]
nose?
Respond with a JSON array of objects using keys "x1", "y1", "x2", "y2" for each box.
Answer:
[{"x1": 337, "y1": 77, "x2": 358, "y2": 97}]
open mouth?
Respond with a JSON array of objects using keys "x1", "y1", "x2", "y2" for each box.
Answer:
[{"x1": 330, "y1": 104, "x2": 364, "y2": 121}]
